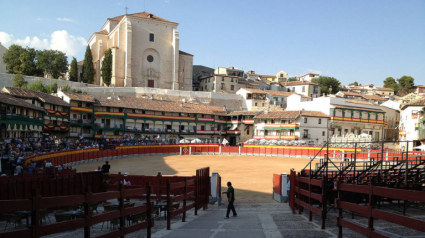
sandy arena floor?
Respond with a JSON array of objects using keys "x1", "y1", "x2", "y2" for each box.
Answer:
[{"x1": 75, "y1": 155, "x2": 311, "y2": 204}]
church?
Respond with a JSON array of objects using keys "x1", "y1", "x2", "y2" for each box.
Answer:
[{"x1": 88, "y1": 12, "x2": 193, "y2": 90}]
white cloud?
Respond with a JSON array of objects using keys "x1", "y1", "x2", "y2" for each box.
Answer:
[
  {"x1": 57, "y1": 18, "x2": 76, "y2": 23},
  {"x1": 0, "y1": 31, "x2": 87, "y2": 57},
  {"x1": 50, "y1": 30, "x2": 87, "y2": 56},
  {"x1": 0, "y1": 32, "x2": 13, "y2": 46}
]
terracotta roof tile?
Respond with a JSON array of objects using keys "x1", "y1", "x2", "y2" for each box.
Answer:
[
  {"x1": 339, "y1": 91, "x2": 362, "y2": 97},
  {"x1": 255, "y1": 110, "x2": 301, "y2": 119},
  {"x1": 267, "y1": 91, "x2": 294, "y2": 97},
  {"x1": 108, "y1": 12, "x2": 176, "y2": 24},
  {"x1": 240, "y1": 88, "x2": 268, "y2": 94},
  {"x1": 280, "y1": 81, "x2": 319, "y2": 86},
  {"x1": 2, "y1": 87, "x2": 69, "y2": 107},
  {"x1": 95, "y1": 97, "x2": 227, "y2": 115},
  {"x1": 331, "y1": 104, "x2": 384, "y2": 113},
  {"x1": 400, "y1": 98, "x2": 425, "y2": 110},
  {"x1": 179, "y1": 50, "x2": 193, "y2": 56},
  {"x1": 361, "y1": 94, "x2": 387, "y2": 101},
  {"x1": 376, "y1": 87, "x2": 394, "y2": 91},
  {"x1": 301, "y1": 111, "x2": 329, "y2": 118},
  {"x1": 62, "y1": 92, "x2": 95, "y2": 103},
  {"x1": 345, "y1": 100, "x2": 372, "y2": 105},
  {"x1": 0, "y1": 92, "x2": 44, "y2": 111},
  {"x1": 95, "y1": 29, "x2": 108, "y2": 35},
  {"x1": 227, "y1": 111, "x2": 262, "y2": 116}
]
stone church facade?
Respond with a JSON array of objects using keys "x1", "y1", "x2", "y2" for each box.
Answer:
[{"x1": 88, "y1": 12, "x2": 193, "y2": 90}]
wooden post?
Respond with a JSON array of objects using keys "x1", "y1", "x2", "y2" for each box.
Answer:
[
  {"x1": 31, "y1": 189, "x2": 40, "y2": 238},
  {"x1": 84, "y1": 187, "x2": 92, "y2": 238},
  {"x1": 166, "y1": 180, "x2": 171, "y2": 230},
  {"x1": 336, "y1": 180, "x2": 342, "y2": 238},
  {"x1": 118, "y1": 172, "x2": 125, "y2": 238},
  {"x1": 146, "y1": 182, "x2": 152, "y2": 238},
  {"x1": 308, "y1": 171, "x2": 312, "y2": 221},
  {"x1": 195, "y1": 170, "x2": 198, "y2": 215},
  {"x1": 321, "y1": 175, "x2": 327, "y2": 229},
  {"x1": 183, "y1": 178, "x2": 187, "y2": 222},
  {"x1": 367, "y1": 180, "x2": 375, "y2": 234}
]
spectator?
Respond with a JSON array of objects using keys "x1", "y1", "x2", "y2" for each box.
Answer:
[
  {"x1": 101, "y1": 161, "x2": 111, "y2": 175},
  {"x1": 124, "y1": 179, "x2": 131, "y2": 186},
  {"x1": 15, "y1": 164, "x2": 23, "y2": 175},
  {"x1": 30, "y1": 160, "x2": 36, "y2": 167},
  {"x1": 45, "y1": 160, "x2": 53, "y2": 168},
  {"x1": 58, "y1": 164, "x2": 63, "y2": 171},
  {"x1": 13, "y1": 169, "x2": 19, "y2": 176}
]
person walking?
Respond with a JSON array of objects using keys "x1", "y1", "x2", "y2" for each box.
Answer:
[
  {"x1": 101, "y1": 161, "x2": 111, "y2": 175},
  {"x1": 222, "y1": 181, "x2": 237, "y2": 219}
]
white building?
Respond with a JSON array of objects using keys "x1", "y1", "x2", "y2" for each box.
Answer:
[
  {"x1": 236, "y1": 88, "x2": 269, "y2": 111},
  {"x1": 297, "y1": 72, "x2": 320, "y2": 82},
  {"x1": 253, "y1": 110, "x2": 329, "y2": 143},
  {"x1": 380, "y1": 100, "x2": 400, "y2": 141},
  {"x1": 286, "y1": 96, "x2": 387, "y2": 141},
  {"x1": 0, "y1": 42, "x2": 7, "y2": 73},
  {"x1": 399, "y1": 98, "x2": 425, "y2": 150},
  {"x1": 279, "y1": 81, "x2": 321, "y2": 98},
  {"x1": 87, "y1": 12, "x2": 193, "y2": 90}
]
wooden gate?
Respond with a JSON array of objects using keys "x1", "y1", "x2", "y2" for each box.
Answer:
[{"x1": 195, "y1": 167, "x2": 210, "y2": 214}]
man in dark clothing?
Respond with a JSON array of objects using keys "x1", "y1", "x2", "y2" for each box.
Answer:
[
  {"x1": 222, "y1": 181, "x2": 237, "y2": 218},
  {"x1": 101, "y1": 161, "x2": 111, "y2": 174}
]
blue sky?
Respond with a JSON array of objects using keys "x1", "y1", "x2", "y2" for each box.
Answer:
[{"x1": 0, "y1": 0, "x2": 424, "y2": 85}]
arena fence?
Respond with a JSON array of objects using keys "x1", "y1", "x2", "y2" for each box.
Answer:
[
  {"x1": 0, "y1": 184, "x2": 155, "y2": 238},
  {"x1": 289, "y1": 141, "x2": 425, "y2": 236}
]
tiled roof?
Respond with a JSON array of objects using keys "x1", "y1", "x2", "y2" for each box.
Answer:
[
  {"x1": 350, "y1": 87, "x2": 367, "y2": 91},
  {"x1": 227, "y1": 111, "x2": 262, "y2": 116},
  {"x1": 280, "y1": 81, "x2": 319, "y2": 86},
  {"x1": 346, "y1": 100, "x2": 372, "y2": 105},
  {"x1": 267, "y1": 91, "x2": 294, "y2": 97},
  {"x1": 95, "y1": 29, "x2": 108, "y2": 35},
  {"x1": 179, "y1": 50, "x2": 193, "y2": 56},
  {"x1": 361, "y1": 94, "x2": 387, "y2": 101},
  {"x1": 241, "y1": 88, "x2": 268, "y2": 94},
  {"x1": 400, "y1": 98, "x2": 425, "y2": 110},
  {"x1": 62, "y1": 92, "x2": 95, "y2": 103},
  {"x1": 259, "y1": 75, "x2": 276, "y2": 78},
  {"x1": 95, "y1": 97, "x2": 227, "y2": 115},
  {"x1": 2, "y1": 87, "x2": 69, "y2": 107},
  {"x1": 339, "y1": 91, "x2": 362, "y2": 97},
  {"x1": 255, "y1": 110, "x2": 301, "y2": 119},
  {"x1": 0, "y1": 92, "x2": 44, "y2": 111},
  {"x1": 376, "y1": 87, "x2": 394, "y2": 91},
  {"x1": 301, "y1": 111, "x2": 329, "y2": 118},
  {"x1": 108, "y1": 12, "x2": 176, "y2": 24},
  {"x1": 331, "y1": 104, "x2": 384, "y2": 113}
]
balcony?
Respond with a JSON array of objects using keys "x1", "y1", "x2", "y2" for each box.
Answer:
[
  {"x1": 126, "y1": 112, "x2": 196, "y2": 122},
  {"x1": 330, "y1": 116, "x2": 385, "y2": 125},
  {"x1": 45, "y1": 109, "x2": 69, "y2": 117},
  {"x1": 1, "y1": 114, "x2": 43, "y2": 124},
  {"x1": 71, "y1": 119, "x2": 93, "y2": 124},
  {"x1": 264, "y1": 124, "x2": 299, "y2": 129},
  {"x1": 44, "y1": 124, "x2": 69, "y2": 132},
  {"x1": 124, "y1": 127, "x2": 198, "y2": 134},
  {"x1": 302, "y1": 134, "x2": 311, "y2": 139}
]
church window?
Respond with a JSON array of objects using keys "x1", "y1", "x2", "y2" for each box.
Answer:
[
  {"x1": 149, "y1": 33, "x2": 154, "y2": 42},
  {"x1": 147, "y1": 55, "x2": 154, "y2": 62}
]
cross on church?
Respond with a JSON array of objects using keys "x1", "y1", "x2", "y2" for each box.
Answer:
[{"x1": 125, "y1": 6, "x2": 129, "y2": 14}]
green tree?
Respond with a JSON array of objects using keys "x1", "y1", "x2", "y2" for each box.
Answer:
[
  {"x1": 27, "y1": 80, "x2": 46, "y2": 93},
  {"x1": 61, "y1": 84, "x2": 72, "y2": 92},
  {"x1": 397, "y1": 76, "x2": 414, "y2": 94},
  {"x1": 45, "y1": 81, "x2": 58, "y2": 94},
  {"x1": 288, "y1": 77, "x2": 297, "y2": 82},
  {"x1": 82, "y1": 46, "x2": 95, "y2": 84},
  {"x1": 36, "y1": 50, "x2": 68, "y2": 79},
  {"x1": 19, "y1": 48, "x2": 43, "y2": 76},
  {"x1": 383, "y1": 77, "x2": 399, "y2": 94},
  {"x1": 12, "y1": 74, "x2": 27, "y2": 88},
  {"x1": 101, "y1": 49, "x2": 112, "y2": 86},
  {"x1": 349, "y1": 81, "x2": 359, "y2": 86},
  {"x1": 311, "y1": 76, "x2": 341, "y2": 94},
  {"x1": 69, "y1": 57, "x2": 78, "y2": 82},
  {"x1": 2, "y1": 44, "x2": 25, "y2": 74}
]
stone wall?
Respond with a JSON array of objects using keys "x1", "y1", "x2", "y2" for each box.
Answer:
[
  {"x1": 84, "y1": 86, "x2": 243, "y2": 110},
  {"x1": 0, "y1": 73, "x2": 243, "y2": 111},
  {"x1": 0, "y1": 73, "x2": 101, "y2": 90}
]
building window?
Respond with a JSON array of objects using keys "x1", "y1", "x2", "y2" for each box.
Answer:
[
  {"x1": 292, "y1": 87, "x2": 295, "y2": 92},
  {"x1": 255, "y1": 103, "x2": 258, "y2": 106},
  {"x1": 236, "y1": 79, "x2": 238, "y2": 83},
  {"x1": 322, "y1": 131, "x2": 325, "y2": 136},
  {"x1": 318, "y1": 118, "x2": 322, "y2": 124},
  {"x1": 222, "y1": 77, "x2": 224, "y2": 81},
  {"x1": 201, "y1": 125, "x2": 205, "y2": 130},
  {"x1": 304, "y1": 118, "x2": 308, "y2": 123},
  {"x1": 147, "y1": 55, "x2": 154, "y2": 62},
  {"x1": 149, "y1": 33, "x2": 154, "y2": 42},
  {"x1": 231, "y1": 85, "x2": 234, "y2": 90},
  {"x1": 302, "y1": 86, "x2": 305, "y2": 92},
  {"x1": 280, "y1": 74, "x2": 283, "y2": 77},
  {"x1": 231, "y1": 78, "x2": 234, "y2": 82},
  {"x1": 221, "y1": 83, "x2": 225, "y2": 89}
]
